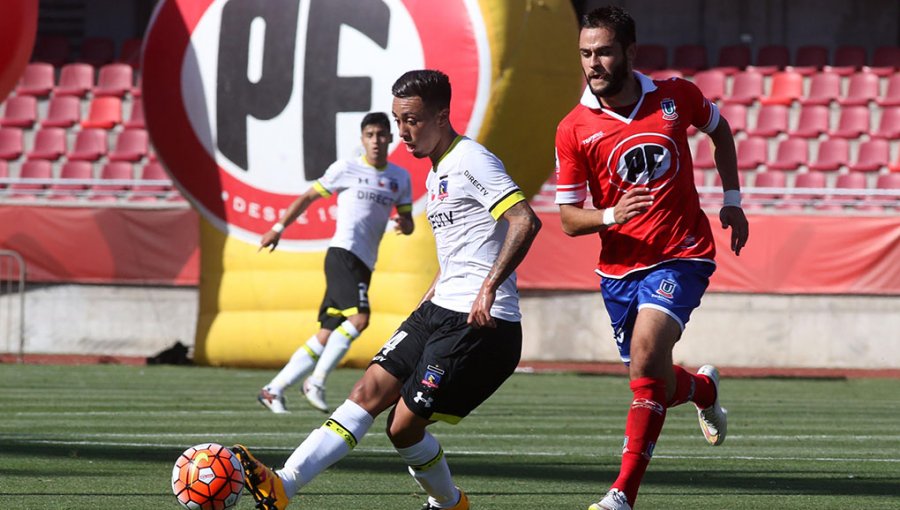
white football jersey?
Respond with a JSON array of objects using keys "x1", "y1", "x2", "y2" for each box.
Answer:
[
  {"x1": 314, "y1": 157, "x2": 412, "y2": 270},
  {"x1": 425, "y1": 136, "x2": 527, "y2": 322}
]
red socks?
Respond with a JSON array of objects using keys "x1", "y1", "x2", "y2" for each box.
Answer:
[
  {"x1": 669, "y1": 365, "x2": 717, "y2": 409},
  {"x1": 612, "y1": 377, "x2": 667, "y2": 505}
]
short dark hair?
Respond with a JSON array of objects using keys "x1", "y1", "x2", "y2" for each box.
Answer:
[
  {"x1": 360, "y1": 112, "x2": 390, "y2": 132},
  {"x1": 581, "y1": 5, "x2": 636, "y2": 47},
  {"x1": 391, "y1": 70, "x2": 452, "y2": 111}
]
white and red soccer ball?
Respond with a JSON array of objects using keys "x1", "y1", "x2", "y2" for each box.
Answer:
[{"x1": 172, "y1": 443, "x2": 244, "y2": 510}]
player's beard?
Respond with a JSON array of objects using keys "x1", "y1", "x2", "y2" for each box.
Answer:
[{"x1": 587, "y1": 58, "x2": 630, "y2": 98}]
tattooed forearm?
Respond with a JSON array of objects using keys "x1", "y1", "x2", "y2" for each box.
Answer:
[{"x1": 484, "y1": 201, "x2": 542, "y2": 292}]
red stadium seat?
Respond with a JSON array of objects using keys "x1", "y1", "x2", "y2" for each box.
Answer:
[
  {"x1": 746, "y1": 171, "x2": 785, "y2": 209},
  {"x1": 27, "y1": 127, "x2": 67, "y2": 161},
  {"x1": 863, "y1": 173, "x2": 900, "y2": 210},
  {"x1": 118, "y1": 38, "x2": 143, "y2": 69},
  {"x1": 715, "y1": 45, "x2": 751, "y2": 75},
  {"x1": 824, "y1": 172, "x2": 868, "y2": 210},
  {"x1": 829, "y1": 106, "x2": 870, "y2": 139},
  {"x1": 31, "y1": 35, "x2": 70, "y2": 67},
  {"x1": 47, "y1": 160, "x2": 93, "y2": 200},
  {"x1": 94, "y1": 63, "x2": 133, "y2": 98},
  {"x1": 849, "y1": 139, "x2": 890, "y2": 173},
  {"x1": 54, "y1": 63, "x2": 95, "y2": 97},
  {"x1": 828, "y1": 45, "x2": 867, "y2": 76},
  {"x1": 748, "y1": 104, "x2": 789, "y2": 137},
  {"x1": 752, "y1": 45, "x2": 790, "y2": 75},
  {"x1": 877, "y1": 74, "x2": 900, "y2": 107},
  {"x1": 800, "y1": 71, "x2": 841, "y2": 106},
  {"x1": 124, "y1": 99, "x2": 145, "y2": 129},
  {"x1": 634, "y1": 44, "x2": 667, "y2": 73},
  {"x1": 649, "y1": 69, "x2": 683, "y2": 81},
  {"x1": 724, "y1": 70, "x2": 763, "y2": 106},
  {"x1": 808, "y1": 138, "x2": 849, "y2": 172},
  {"x1": 838, "y1": 72, "x2": 879, "y2": 106},
  {"x1": 16, "y1": 62, "x2": 55, "y2": 97},
  {"x1": 736, "y1": 136, "x2": 767, "y2": 171},
  {"x1": 41, "y1": 96, "x2": 81, "y2": 128},
  {"x1": 130, "y1": 161, "x2": 173, "y2": 202},
  {"x1": 792, "y1": 45, "x2": 829, "y2": 76},
  {"x1": 782, "y1": 172, "x2": 827, "y2": 210},
  {"x1": 869, "y1": 46, "x2": 900, "y2": 77},
  {"x1": 760, "y1": 71, "x2": 803, "y2": 106},
  {"x1": 0, "y1": 160, "x2": 7, "y2": 187},
  {"x1": 0, "y1": 95, "x2": 37, "y2": 128},
  {"x1": 692, "y1": 70, "x2": 726, "y2": 101},
  {"x1": 68, "y1": 128, "x2": 108, "y2": 161},
  {"x1": 872, "y1": 107, "x2": 900, "y2": 140},
  {"x1": 81, "y1": 96, "x2": 122, "y2": 129},
  {"x1": 79, "y1": 37, "x2": 115, "y2": 67},
  {"x1": 767, "y1": 137, "x2": 808, "y2": 172},
  {"x1": 9, "y1": 159, "x2": 52, "y2": 198},
  {"x1": 789, "y1": 105, "x2": 830, "y2": 139},
  {"x1": 693, "y1": 138, "x2": 715, "y2": 170},
  {"x1": 109, "y1": 128, "x2": 149, "y2": 162},
  {"x1": 0, "y1": 127, "x2": 24, "y2": 160},
  {"x1": 673, "y1": 45, "x2": 708, "y2": 75},
  {"x1": 718, "y1": 103, "x2": 747, "y2": 134},
  {"x1": 90, "y1": 161, "x2": 133, "y2": 201}
]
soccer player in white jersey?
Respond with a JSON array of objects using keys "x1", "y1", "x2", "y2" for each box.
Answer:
[
  {"x1": 256, "y1": 112, "x2": 415, "y2": 414},
  {"x1": 233, "y1": 69, "x2": 541, "y2": 510}
]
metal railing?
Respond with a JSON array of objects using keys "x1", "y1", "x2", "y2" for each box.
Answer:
[{"x1": 0, "y1": 250, "x2": 26, "y2": 363}]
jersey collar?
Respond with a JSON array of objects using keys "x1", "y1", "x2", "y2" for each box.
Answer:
[
  {"x1": 432, "y1": 135, "x2": 464, "y2": 173},
  {"x1": 580, "y1": 71, "x2": 657, "y2": 125},
  {"x1": 360, "y1": 155, "x2": 387, "y2": 171}
]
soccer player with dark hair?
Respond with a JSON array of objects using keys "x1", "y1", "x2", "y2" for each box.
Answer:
[
  {"x1": 234, "y1": 69, "x2": 542, "y2": 510},
  {"x1": 256, "y1": 111, "x2": 414, "y2": 414},
  {"x1": 555, "y1": 6, "x2": 749, "y2": 510}
]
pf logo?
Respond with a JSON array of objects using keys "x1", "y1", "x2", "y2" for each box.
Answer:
[
  {"x1": 606, "y1": 132, "x2": 680, "y2": 191},
  {"x1": 143, "y1": 0, "x2": 490, "y2": 248}
]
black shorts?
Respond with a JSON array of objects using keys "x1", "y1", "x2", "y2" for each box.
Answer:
[
  {"x1": 371, "y1": 301, "x2": 522, "y2": 424},
  {"x1": 318, "y1": 247, "x2": 372, "y2": 330}
]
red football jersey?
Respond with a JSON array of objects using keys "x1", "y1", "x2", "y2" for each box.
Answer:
[{"x1": 555, "y1": 73, "x2": 719, "y2": 277}]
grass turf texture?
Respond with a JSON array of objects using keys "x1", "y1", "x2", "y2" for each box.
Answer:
[{"x1": 1, "y1": 364, "x2": 898, "y2": 509}]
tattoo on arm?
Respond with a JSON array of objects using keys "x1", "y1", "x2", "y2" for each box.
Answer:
[{"x1": 484, "y1": 201, "x2": 542, "y2": 291}]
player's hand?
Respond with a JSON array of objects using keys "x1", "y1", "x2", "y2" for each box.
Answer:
[
  {"x1": 613, "y1": 187, "x2": 654, "y2": 225},
  {"x1": 258, "y1": 230, "x2": 281, "y2": 253},
  {"x1": 391, "y1": 214, "x2": 413, "y2": 235},
  {"x1": 720, "y1": 206, "x2": 749, "y2": 256},
  {"x1": 467, "y1": 285, "x2": 497, "y2": 328}
]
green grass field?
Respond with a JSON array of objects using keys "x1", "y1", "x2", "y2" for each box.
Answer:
[{"x1": 1, "y1": 364, "x2": 898, "y2": 509}]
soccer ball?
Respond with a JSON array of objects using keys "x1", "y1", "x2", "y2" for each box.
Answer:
[{"x1": 172, "y1": 443, "x2": 244, "y2": 510}]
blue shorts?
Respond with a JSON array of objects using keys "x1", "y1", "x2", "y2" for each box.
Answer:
[{"x1": 600, "y1": 260, "x2": 715, "y2": 365}]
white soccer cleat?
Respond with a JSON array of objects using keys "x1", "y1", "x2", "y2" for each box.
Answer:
[
  {"x1": 588, "y1": 488, "x2": 631, "y2": 510},
  {"x1": 696, "y1": 364, "x2": 727, "y2": 446},
  {"x1": 302, "y1": 378, "x2": 330, "y2": 413},
  {"x1": 257, "y1": 387, "x2": 289, "y2": 414}
]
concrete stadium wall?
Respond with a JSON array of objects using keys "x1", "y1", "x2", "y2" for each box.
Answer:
[{"x1": 4, "y1": 285, "x2": 898, "y2": 369}]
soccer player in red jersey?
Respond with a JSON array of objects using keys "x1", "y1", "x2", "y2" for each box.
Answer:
[{"x1": 554, "y1": 6, "x2": 749, "y2": 510}]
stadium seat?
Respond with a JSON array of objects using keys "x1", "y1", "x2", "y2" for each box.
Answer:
[
  {"x1": 79, "y1": 37, "x2": 115, "y2": 67},
  {"x1": 634, "y1": 44, "x2": 667, "y2": 73},
  {"x1": 124, "y1": 99, "x2": 145, "y2": 129},
  {"x1": 714, "y1": 44, "x2": 751, "y2": 75},
  {"x1": 838, "y1": 72, "x2": 879, "y2": 106},
  {"x1": 41, "y1": 96, "x2": 81, "y2": 128},
  {"x1": 718, "y1": 103, "x2": 747, "y2": 134},
  {"x1": 829, "y1": 106, "x2": 870, "y2": 139},
  {"x1": 808, "y1": 138, "x2": 849, "y2": 172},
  {"x1": 767, "y1": 137, "x2": 808, "y2": 171},
  {"x1": 828, "y1": 45, "x2": 867, "y2": 76},
  {"x1": 673, "y1": 44, "x2": 708, "y2": 75},
  {"x1": 649, "y1": 69, "x2": 683, "y2": 81},
  {"x1": 752, "y1": 45, "x2": 790, "y2": 75},
  {"x1": 748, "y1": 104, "x2": 789, "y2": 137},
  {"x1": 81, "y1": 96, "x2": 122, "y2": 129},
  {"x1": 792, "y1": 45, "x2": 829, "y2": 76},
  {"x1": 824, "y1": 172, "x2": 868, "y2": 210},
  {"x1": 781, "y1": 172, "x2": 827, "y2": 210},
  {"x1": 16, "y1": 62, "x2": 55, "y2": 97},
  {"x1": 691, "y1": 70, "x2": 726, "y2": 101},
  {"x1": 109, "y1": 128, "x2": 149, "y2": 162},
  {"x1": 746, "y1": 171, "x2": 785, "y2": 209},
  {"x1": 26, "y1": 127, "x2": 67, "y2": 161},
  {"x1": 54, "y1": 63, "x2": 95, "y2": 97},
  {"x1": 8, "y1": 159, "x2": 52, "y2": 198},
  {"x1": 724, "y1": 70, "x2": 763, "y2": 106},
  {"x1": 118, "y1": 38, "x2": 143, "y2": 69},
  {"x1": 0, "y1": 127, "x2": 24, "y2": 160},
  {"x1": 31, "y1": 35, "x2": 70, "y2": 67},
  {"x1": 94, "y1": 63, "x2": 134, "y2": 98},
  {"x1": 0, "y1": 95, "x2": 37, "y2": 128},
  {"x1": 800, "y1": 71, "x2": 841, "y2": 106},
  {"x1": 789, "y1": 105, "x2": 830, "y2": 138},
  {"x1": 760, "y1": 71, "x2": 803, "y2": 105},
  {"x1": 863, "y1": 173, "x2": 900, "y2": 210},
  {"x1": 90, "y1": 161, "x2": 133, "y2": 201},
  {"x1": 130, "y1": 161, "x2": 173, "y2": 202},
  {"x1": 68, "y1": 128, "x2": 108, "y2": 161},
  {"x1": 0, "y1": 159, "x2": 7, "y2": 187},
  {"x1": 736, "y1": 136, "x2": 767, "y2": 171},
  {"x1": 872, "y1": 107, "x2": 900, "y2": 140},
  {"x1": 877, "y1": 74, "x2": 900, "y2": 107},
  {"x1": 47, "y1": 160, "x2": 94, "y2": 200},
  {"x1": 869, "y1": 46, "x2": 900, "y2": 77},
  {"x1": 693, "y1": 138, "x2": 715, "y2": 170},
  {"x1": 848, "y1": 139, "x2": 890, "y2": 173}
]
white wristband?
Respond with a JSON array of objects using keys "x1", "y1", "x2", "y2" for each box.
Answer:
[
  {"x1": 271, "y1": 223, "x2": 285, "y2": 233},
  {"x1": 602, "y1": 207, "x2": 617, "y2": 226},
  {"x1": 723, "y1": 190, "x2": 742, "y2": 208}
]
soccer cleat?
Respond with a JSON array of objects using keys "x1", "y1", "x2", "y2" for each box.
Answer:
[
  {"x1": 258, "y1": 387, "x2": 289, "y2": 414},
  {"x1": 231, "y1": 444, "x2": 290, "y2": 510},
  {"x1": 696, "y1": 364, "x2": 728, "y2": 446},
  {"x1": 421, "y1": 487, "x2": 469, "y2": 510},
  {"x1": 588, "y1": 488, "x2": 632, "y2": 510},
  {"x1": 302, "y1": 378, "x2": 330, "y2": 413}
]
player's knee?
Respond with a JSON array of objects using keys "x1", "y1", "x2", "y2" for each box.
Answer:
[{"x1": 347, "y1": 314, "x2": 369, "y2": 332}]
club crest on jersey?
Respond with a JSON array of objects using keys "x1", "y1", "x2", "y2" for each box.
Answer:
[
  {"x1": 437, "y1": 179, "x2": 449, "y2": 200},
  {"x1": 661, "y1": 99, "x2": 678, "y2": 120},
  {"x1": 657, "y1": 279, "x2": 677, "y2": 299}
]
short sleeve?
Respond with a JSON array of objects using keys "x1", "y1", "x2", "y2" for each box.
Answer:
[
  {"x1": 681, "y1": 79, "x2": 720, "y2": 134},
  {"x1": 313, "y1": 160, "x2": 348, "y2": 197},
  {"x1": 554, "y1": 121, "x2": 589, "y2": 205},
  {"x1": 459, "y1": 150, "x2": 525, "y2": 220}
]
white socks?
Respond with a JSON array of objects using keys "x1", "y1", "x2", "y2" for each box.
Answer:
[
  {"x1": 266, "y1": 336, "x2": 324, "y2": 394},
  {"x1": 396, "y1": 432, "x2": 459, "y2": 508},
  {"x1": 309, "y1": 321, "x2": 361, "y2": 385},
  {"x1": 277, "y1": 399, "x2": 374, "y2": 497}
]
